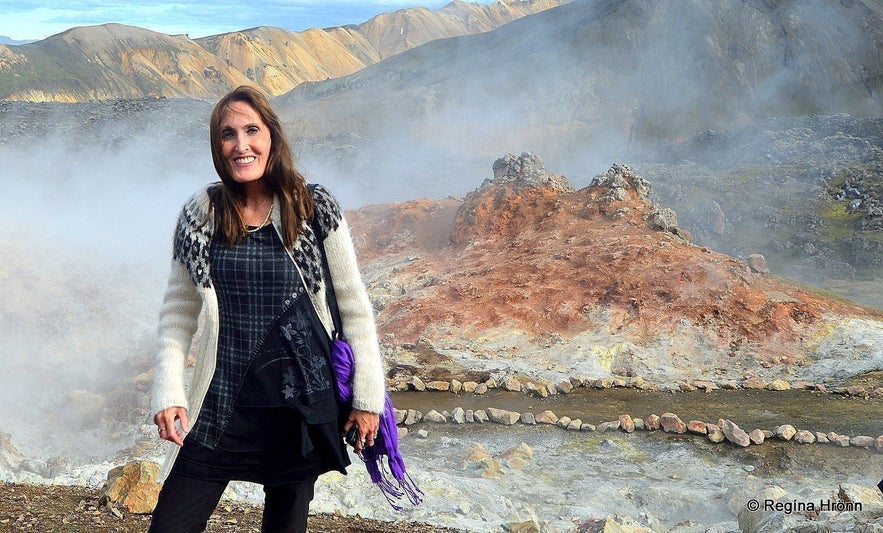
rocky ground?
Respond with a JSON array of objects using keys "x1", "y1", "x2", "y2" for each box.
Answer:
[{"x1": 0, "y1": 481, "x2": 463, "y2": 533}]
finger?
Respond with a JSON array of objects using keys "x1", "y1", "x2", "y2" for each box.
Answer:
[
  {"x1": 156, "y1": 414, "x2": 172, "y2": 435},
  {"x1": 164, "y1": 422, "x2": 183, "y2": 446},
  {"x1": 156, "y1": 410, "x2": 175, "y2": 431},
  {"x1": 359, "y1": 425, "x2": 372, "y2": 450},
  {"x1": 155, "y1": 409, "x2": 186, "y2": 445},
  {"x1": 157, "y1": 423, "x2": 172, "y2": 442},
  {"x1": 178, "y1": 410, "x2": 190, "y2": 433}
]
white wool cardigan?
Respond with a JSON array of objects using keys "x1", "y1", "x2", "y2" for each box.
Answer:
[{"x1": 151, "y1": 185, "x2": 386, "y2": 480}]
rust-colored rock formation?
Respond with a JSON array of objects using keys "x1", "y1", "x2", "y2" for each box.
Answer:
[{"x1": 347, "y1": 154, "x2": 882, "y2": 384}]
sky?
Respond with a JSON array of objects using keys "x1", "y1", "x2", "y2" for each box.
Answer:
[{"x1": 0, "y1": 0, "x2": 475, "y2": 42}]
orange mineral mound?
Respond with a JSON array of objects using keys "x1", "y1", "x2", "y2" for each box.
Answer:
[{"x1": 346, "y1": 154, "x2": 881, "y2": 380}]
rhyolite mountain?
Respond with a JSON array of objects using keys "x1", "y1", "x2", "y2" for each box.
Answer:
[{"x1": 0, "y1": 0, "x2": 569, "y2": 102}]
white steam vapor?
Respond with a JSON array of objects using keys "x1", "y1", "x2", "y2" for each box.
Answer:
[{"x1": 0, "y1": 125, "x2": 209, "y2": 460}]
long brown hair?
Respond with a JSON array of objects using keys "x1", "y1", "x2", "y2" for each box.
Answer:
[{"x1": 207, "y1": 85, "x2": 313, "y2": 247}]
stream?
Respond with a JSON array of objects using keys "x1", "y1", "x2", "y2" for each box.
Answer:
[{"x1": 305, "y1": 388, "x2": 883, "y2": 531}]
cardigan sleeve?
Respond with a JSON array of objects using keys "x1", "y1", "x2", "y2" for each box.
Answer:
[
  {"x1": 151, "y1": 190, "x2": 213, "y2": 417},
  {"x1": 151, "y1": 205, "x2": 204, "y2": 417},
  {"x1": 313, "y1": 186, "x2": 387, "y2": 414},
  {"x1": 151, "y1": 259, "x2": 202, "y2": 416}
]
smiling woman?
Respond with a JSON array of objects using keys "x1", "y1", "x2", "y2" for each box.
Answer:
[{"x1": 149, "y1": 85, "x2": 390, "y2": 532}]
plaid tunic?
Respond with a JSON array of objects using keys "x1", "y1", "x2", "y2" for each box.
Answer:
[{"x1": 187, "y1": 224, "x2": 307, "y2": 447}]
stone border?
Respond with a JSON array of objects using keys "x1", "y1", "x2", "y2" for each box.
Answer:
[
  {"x1": 394, "y1": 373, "x2": 883, "y2": 398},
  {"x1": 391, "y1": 374, "x2": 883, "y2": 452},
  {"x1": 394, "y1": 406, "x2": 883, "y2": 453}
]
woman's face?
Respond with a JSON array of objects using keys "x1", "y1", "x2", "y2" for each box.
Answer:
[{"x1": 218, "y1": 101, "x2": 272, "y2": 187}]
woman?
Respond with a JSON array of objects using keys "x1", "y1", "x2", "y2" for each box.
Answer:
[{"x1": 149, "y1": 85, "x2": 386, "y2": 532}]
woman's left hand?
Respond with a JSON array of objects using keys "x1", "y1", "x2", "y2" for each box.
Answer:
[{"x1": 344, "y1": 409, "x2": 380, "y2": 454}]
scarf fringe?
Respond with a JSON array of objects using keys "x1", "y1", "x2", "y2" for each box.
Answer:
[
  {"x1": 330, "y1": 338, "x2": 422, "y2": 510},
  {"x1": 364, "y1": 455, "x2": 424, "y2": 511}
]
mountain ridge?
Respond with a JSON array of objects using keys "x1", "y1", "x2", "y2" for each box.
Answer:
[{"x1": 0, "y1": 0, "x2": 569, "y2": 102}]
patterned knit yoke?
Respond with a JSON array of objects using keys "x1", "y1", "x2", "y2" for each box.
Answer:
[{"x1": 172, "y1": 183, "x2": 341, "y2": 294}]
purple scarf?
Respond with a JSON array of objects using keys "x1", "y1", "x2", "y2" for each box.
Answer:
[{"x1": 331, "y1": 338, "x2": 423, "y2": 510}]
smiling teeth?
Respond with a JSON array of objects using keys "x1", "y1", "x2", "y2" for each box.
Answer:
[{"x1": 235, "y1": 156, "x2": 256, "y2": 164}]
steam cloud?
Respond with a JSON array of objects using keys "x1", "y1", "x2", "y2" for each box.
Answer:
[{"x1": 0, "y1": 118, "x2": 209, "y2": 460}]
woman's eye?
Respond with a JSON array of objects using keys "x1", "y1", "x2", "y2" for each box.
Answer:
[
  {"x1": 220, "y1": 130, "x2": 234, "y2": 139},
  {"x1": 247, "y1": 126, "x2": 260, "y2": 135}
]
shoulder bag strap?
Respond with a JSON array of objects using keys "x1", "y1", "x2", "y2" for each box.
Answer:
[{"x1": 308, "y1": 184, "x2": 344, "y2": 339}]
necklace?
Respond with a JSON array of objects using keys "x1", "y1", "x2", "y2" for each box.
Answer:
[{"x1": 246, "y1": 202, "x2": 273, "y2": 233}]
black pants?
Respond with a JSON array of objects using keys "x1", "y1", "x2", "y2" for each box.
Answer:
[{"x1": 149, "y1": 471, "x2": 317, "y2": 533}]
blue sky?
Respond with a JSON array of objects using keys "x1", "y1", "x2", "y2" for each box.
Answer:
[{"x1": 0, "y1": 0, "x2": 479, "y2": 42}]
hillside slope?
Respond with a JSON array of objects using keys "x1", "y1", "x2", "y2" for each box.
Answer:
[
  {"x1": 0, "y1": 0, "x2": 569, "y2": 102},
  {"x1": 280, "y1": 0, "x2": 882, "y2": 151}
]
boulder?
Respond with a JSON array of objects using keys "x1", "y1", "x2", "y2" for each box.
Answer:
[
  {"x1": 851, "y1": 435, "x2": 876, "y2": 448},
  {"x1": 404, "y1": 409, "x2": 422, "y2": 425},
  {"x1": 645, "y1": 414, "x2": 661, "y2": 430},
  {"x1": 687, "y1": 420, "x2": 707, "y2": 435},
  {"x1": 767, "y1": 379, "x2": 790, "y2": 391},
  {"x1": 747, "y1": 254, "x2": 769, "y2": 274},
  {"x1": 660, "y1": 413, "x2": 687, "y2": 434},
  {"x1": 721, "y1": 420, "x2": 750, "y2": 447},
  {"x1": 794, "y1": 430, "x2": 816, "y2": 444},
  {"x1": 619, "y1": 415, "x2": 636, "y2": 433},
  {"x1": 424, "y1": 410, "x2": 447, "y2": 423},
  {"x1": 99, "y1": 461, "x2": 162, "y2": 514},
  {"x1": 774, "y1": 425, "x2": 797, "y2": 440},
  {"x1": 749, "y1": 429, "x2": 765, "y2": 445},
  {"x1": 707, "y1": 424, "x2": 725, "y2": 443},
  {"x1": 486, "y1": 407, "x2": 520, "y2": 425},
  {"x1": 536, "y1": 410, "x2": 558, "y2": 424},
  {"x1": 425, "y1": 380, "x2": 451, "y2": 391},
  {"x1": 503, "y1": 377, "x2": 523, "y2": 392}
]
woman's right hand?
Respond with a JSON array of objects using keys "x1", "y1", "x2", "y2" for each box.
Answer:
[{"x1": 154, "y1": 407, "x2": 189, "y2": 446}]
